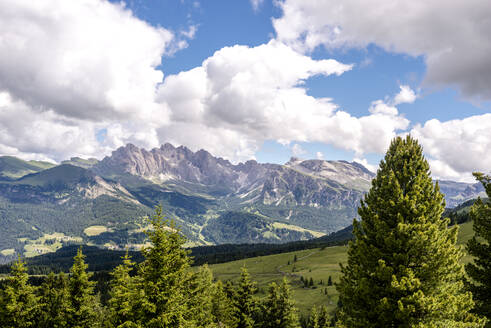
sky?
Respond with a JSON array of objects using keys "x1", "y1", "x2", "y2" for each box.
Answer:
[{"x1": 0, "y1": 0, "x2": 491, "y2": 182}]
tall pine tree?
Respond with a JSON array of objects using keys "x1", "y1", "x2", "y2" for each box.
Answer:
[
  {"x1": 137, "y1": 206, "x2": 195, "y2": 327},
  {"x1": 38, "y1": 272, "x2": 70, "y2": 328},
  {"x1": 211, "y1": 280, "x2": 237, "y2": 328},
  {"x1": 107, "y1": 251, "x2": 140, "y2": 328},
  {"x1": 187, "y1": 264, "x2": 215, "y2": 327},
  {"x1": 0, "y1": 257, "x2": 39, "y2": 328},
  {"x1": 67, "y1": 247, "x2": 101, "y2": 328},
  {"x1": 337, "y1": 136, "x2": 485, "y2": 328},
  {"x1": 260, "y1": 278, "x2": 300, "y2": 328},
  {"x1": 233, "y1": 267, "x2": 258, "y2": 328},
  {"x1": 466, "y1": 173, "x2": 491, "y2": 327}
]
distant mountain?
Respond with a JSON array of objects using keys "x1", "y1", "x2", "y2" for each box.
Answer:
[
  {"x1": 0, "y1": 156, "x2": 55, "y2": 180},
  {"x1": 0, "y1": 143, "x2": 485, "y2": 262},
  {"x1": 437, "y1": 180, "x2": 485, "y2": 208},
  {"x1": 61, "y1": 157, "x2": 99, "y2": 169}
]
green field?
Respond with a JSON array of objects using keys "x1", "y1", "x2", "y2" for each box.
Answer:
[{"x1": 208, "y1": 221, "x2": 475, "y2": 317}]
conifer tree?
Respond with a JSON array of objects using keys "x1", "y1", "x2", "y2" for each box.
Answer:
[
  {"x1": 211, "y1": 280, "x2": 237, "y2": 328},
  {"x1": 187, "y1": 264, "x2": 215, "y2": 327},
  {"x1": 307, "y1": 307, "x2": 319, "y2": 328},
  {"x1": 38, "y1": 272, "x2": 70, "y2": 328},
  {"x1": 233, "y1": 267, "x2": 258, "y2": 328},
  {"x1": 107, "y1": 251, "x2": 140, "y2": 328},
  {"x1": 67, "y1": 247, "x2": 101, "y2": 328},
  {"x1": 137, "y1": 206, "x2": 195, "y2": 327},
  {"x1": 307, "y1": 306, "x2": 330, "y2": 328},
  {"x1": 0, "y1": 257, "x2": 39, "y2": 328},
  {"x1": 337, "y1": 136, "x2": 485, "y2": 328},
  {"x1": 317, "y1": 306, "x2": 330, "y2": 328},
  {"x1": 260, "y1": 278, "x2": 300, "y2": 328},
  {"x1": 466, "y1": 173, "x2": 491, "y2": 326}
]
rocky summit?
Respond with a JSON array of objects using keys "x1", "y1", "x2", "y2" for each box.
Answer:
[{"x1": 0, "y1": 143, "x2": 483, "y2": 262}]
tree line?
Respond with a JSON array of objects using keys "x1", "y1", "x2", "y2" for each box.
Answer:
[{"x1": 0, "y1": 136, "x2": 490, "y2": 327}]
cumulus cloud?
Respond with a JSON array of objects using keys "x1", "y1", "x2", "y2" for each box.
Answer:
[
  {"x1": 156, "y1": 40, "x2": 409, "y2": 161},
  {"x1": 0, "y1": 0, "x2": 177, "y2": 122},
  {"x1": 273, "y1": 0, "x2": 491, "y2": 101},
  {"x1": 411, "y1": 114, "x2": 491, "y2": 181},
  {"x1": 0, "y1": 91, "x2": 104, "y2": 162},
  {"x1": 0, "y1": 0, "x2": 202, "y2": 161},
  {"x1": 316, "y1": 152, "x2": 324, "y2": 159},
  {"x1": 393, "y1": 85, "x2": 417, "y2": 105}
]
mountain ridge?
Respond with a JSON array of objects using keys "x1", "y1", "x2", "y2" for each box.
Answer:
[{"x1": 0, "y1": 143, "x2": 484, "y2": 261}]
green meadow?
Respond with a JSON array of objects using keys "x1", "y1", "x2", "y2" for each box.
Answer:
[{"x1": 208, "y1": 221, "x2": 474, "y2": 316}]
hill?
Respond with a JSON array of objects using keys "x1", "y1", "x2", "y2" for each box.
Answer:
[
  {"x1": 0, "y1": 156, "x2": 55, "y2": 180},
  {"x1": 207, "y1": 220, "x2": 475, "y2": 316}
]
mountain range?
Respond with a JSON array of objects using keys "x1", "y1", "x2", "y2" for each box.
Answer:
[{"x1": 0, "y1": 143, "x2": 485, "y2": 262}]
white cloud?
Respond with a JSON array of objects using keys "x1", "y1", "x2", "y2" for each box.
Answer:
[
  {"x1": 0, "y1": 0, "x2": 175, "y2": 123},
  {"x1": 393, "y1": 85, "x2": 417, "y2": 105},
  {"x1": 273, "y1": 0, "x2": 491, "y2": 101},
  {"x1": 0, "y1": 91, "x2": 104, "y2": 162},
  {"x1": 353, "y1": 158, "x2": 377, "y2": 173},
  {"x1": 369, "y1": 100, "x2": 399, "y2": 116},
  {"x1": 156, "y1": 40, "x2": 409, "y2": 161},
  {"x1": 316, "y1": 151, "x2": 324, "y2": 159},
  {"x1": 411, "y1": 114, "x2": 491, "y2": 181}
]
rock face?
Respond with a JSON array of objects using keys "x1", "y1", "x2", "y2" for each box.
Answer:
[
  {"x1": 90, "y1": 144, "x2": 376, "y2": 235},
  {"x1": 95, "y1": 144, "x2": 372, "y2": 204},
  {"x1": 437, "y1": 180, "x2": 485, "y2": 208}
]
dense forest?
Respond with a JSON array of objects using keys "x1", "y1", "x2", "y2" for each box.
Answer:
[{"x1": 1, "y1": 136, "x2": 490, "y2": 327}]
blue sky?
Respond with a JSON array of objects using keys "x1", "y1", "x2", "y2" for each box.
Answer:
[{"x1": 0, "y1": 0, "x2": 490, "y2": 181}]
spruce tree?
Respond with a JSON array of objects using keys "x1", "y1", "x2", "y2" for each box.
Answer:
[
  {"x1": 234, "y1": 267, "x2": 258, "y2": 328},
  {"x1": 137, "y1": 206, "x2": 195, "y2": 327},
  {"x1": 337, "y1": 136, "x2": 485, "y2": 328},
  {"x1": 261, "y1": 278, "x2": 300, "y2": 328},
  {"x1": 466, "y1": 173, "x2": 491, "y2": 326},
  {"x1": 187, "y1": 264, "x2": 215, "y2": 327},
  {"x1": 307, "y1": 306, "x2": 330, "y2": 328},
  {"x1": 0, "y1": 257, "x2": 39, "y2": 328},
  {"x1": 67, "y1": 247, "x2": 101, "y2": 328},
  {"x1": 307, "y1": 307, "x2": 320, "y2": 328},
  {"x1": 38, "y1": 272, "x2": 70, "y2": 328},
  {"x1": 107, "y1": 251, "x2": 140, "y2": 328},
  {"x1": 211, "y1": 280, "x2": 237, "y2": 328},
  {"x1": 317, "y1": 306, "x2": 330, "y2": 328}
]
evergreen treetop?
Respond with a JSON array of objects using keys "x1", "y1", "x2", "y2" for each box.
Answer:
[
  {"x1": 337, "y1": 136, "x2": 485, "y2": 328},
  {"x1": 138, "y1": 206, "x2": 195, "y2": 327},
  {"x1": 261, "y1": 278, "x2": 300, "y2": 328},
  {"x1": 67, "y1": 247, "x2": 101, "y2": 328},
  {"x1": 0, "y1": 257, "x2": 39, "y2": 328}
]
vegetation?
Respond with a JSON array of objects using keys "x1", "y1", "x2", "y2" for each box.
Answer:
[
  {"x1": 466, "y1": 173, "x2": 491, "y2": 326},
  {"x1": 337, "y1": 136, "x2": 485, "y2": 327},
  {"x1": 0, "y1": 137, "x2": 489, "y2": 327}
]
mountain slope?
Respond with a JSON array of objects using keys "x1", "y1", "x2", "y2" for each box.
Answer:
[{"x1": 0, "y1": 156, "x2": 55, "y2": 180}]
